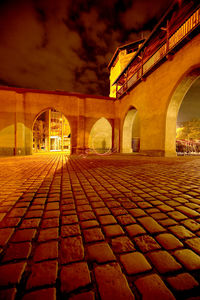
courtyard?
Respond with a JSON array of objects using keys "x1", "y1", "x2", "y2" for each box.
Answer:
[{"x1": 0, "y1": 153, "x2": 200, "y2": 299}]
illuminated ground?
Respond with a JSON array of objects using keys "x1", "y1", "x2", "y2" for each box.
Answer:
[{"x1": 0, "y1": 153, "x2": 200, "y2": 300}]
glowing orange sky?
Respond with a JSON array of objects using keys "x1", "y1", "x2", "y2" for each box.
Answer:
[{"x1": 0, "y1": 0, "x2": 173, "y2": 96}]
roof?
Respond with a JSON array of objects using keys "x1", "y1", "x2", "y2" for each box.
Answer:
[
  {"x1": 0, "y1": 85, "x2": 115, "y2": 100},
  {"x1": 107, "y1": 39, "x2": 145, "y2": 70}
]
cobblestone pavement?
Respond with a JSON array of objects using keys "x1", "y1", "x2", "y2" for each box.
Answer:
[{"x1": 0, "y1": 153, "x2": 200, "y2": 300}]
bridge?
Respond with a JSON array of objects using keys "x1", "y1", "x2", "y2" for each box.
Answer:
[{"x1": 0, "y1": 0, "x2": 199, "y2": 157}]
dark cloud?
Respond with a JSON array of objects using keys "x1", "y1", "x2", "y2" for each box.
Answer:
[{"x1": 0, "y1": 0, "x2": 172, "y2": 96}]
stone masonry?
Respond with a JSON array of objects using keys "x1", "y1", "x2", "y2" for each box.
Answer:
[{"x1": 0, "y1": 153, "x2": 200, "y2": 299}]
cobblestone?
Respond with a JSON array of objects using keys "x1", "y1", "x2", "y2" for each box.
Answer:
[
  {"x1": 147, "y1": 250, "x2": 182, "y2": 274},
  {"x1": 26, "y1": 260, "x2": 58, "y2": 289},
  {"x1": 135, "y1": 274, "x2": 175, "y2": 300},
  {"x1": 166, "y1": 273, "x2": 199, "y2": 291},
  {"x1": 60, "y1": 262, "x2": 91, "y2": 293},
  {"x1": 120, "y1": 252, "x2": 152, "y2": 275},
  {"x1": 0, "y1": 154, "x2": 200, "y2": 299},
  {"x1": 87, "y1": 242, "x2": 116, "y2": 263},
  {"x1": 94, "y1": 263, "x2": 135, "y2": 300}
]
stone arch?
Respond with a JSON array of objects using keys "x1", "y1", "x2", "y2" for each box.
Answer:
[
  {"x1": 32, "y1": 108, "x2": 71, "y2": 153},
  {"x1": 122, "y1": 106, "x2": 140, "y2": 153},
  {"x1": 165, "y1": 67, "x2": 200, "y2": 156},
  {"x1": 88, "y1": 117, "x2": 112, "y2": 154}
]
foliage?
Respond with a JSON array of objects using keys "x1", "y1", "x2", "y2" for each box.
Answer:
[{"x1": 176, "y1": 118, "x2": 200, "y2": 140}]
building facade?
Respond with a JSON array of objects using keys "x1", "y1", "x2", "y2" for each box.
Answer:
[{"x1": 0, "y1": 0, "x2": 199, "y2": 157}]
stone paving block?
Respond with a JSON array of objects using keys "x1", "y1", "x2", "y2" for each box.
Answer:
[
  {"x1": 2, "y1": 242, "x2": 32, "y2": 262},
  {"x1": 91, "y1": 201, "x2": 105, "y2": 208},
  {"x1": 61, "y1": 236, "x2": 84, "y2": 264},
  {"x1": 111, "y1": 236, "x2": 135, "y2": 254},
  {"x1": 134, "y1": 235, "x2": 161, "y2": 253},
  {"x1": 61, "y1": 262, "x2": 91, "y2": 293},
  {"x1": 78, "y1": 211, "x2": 96, "y2": 221},
  {"x1": 147, "y1": 250, "x2": 182, "y2": 274},
  {"x1": 26, "y1": 260, "x2": 58, "y2": 289},
  {"x1": 38, "y1": 228, "x2": 59, "y2": 242},
  {"x1": 0, "y1": 288, "x2": 17, "y2": 300},
  {"x1": 0, "y1": 262, "x2": 27, "y2": 286},
  {"x1": 168, "y1": 225, "x2": 195, "y2": 239},
  {"x1": 77, "y1": 205, "x2": 92, "y2": 212},
  {"x1": 62, "y1": 215, "x2": 78, "y2": 224},
  {"x1": 174, "y1": 249, "x2": 200, "y2": 270},
  {"x1": 61, "y1": 224, "x2": 81, "y2": 237},
  {"x1": 110, "y1": 207, "x2": 127, "y2": 216},
  {"x1": 156, "y1": 233, "x2": 183, "y2": 250},
  {"x1": 158, "y1": 218, "x2": 177, "y2": 227},
  {"x1": 103, "y1": 224, "x2": 125, "y2": 237},
  {"x1": 83, "y1": 228, "x2": 105, "y2": 242},
  {"x1": 94, "y1": 207, "x2": 110, "y2": 215},
  {"x1": 125, "y1": 224, "x2": 146, "y2": 237},
  {"x1": 116, "y1": 214, "x2": 136, "y2": 225},
  {"x1": 29, "y1": 204, "x2": 45, "y2": 210},
  {"x1": 135, "y1": 274, "x2": 175, "y2": 300},
  {"x1": 0, "y1": 217, "x2": 21, "y2": 228},
  {"x1": 41, "y1": 218, "x2": 59, "y2": 228},
  {"x1": 22, "y1": 288, "x2": 56, "y2": 300},
  {"x1": 0, "y1": 228, "x2": 15, "y2": 246},
  {"x1": 33, "y1": 241, "x2": 58, "y2": 261},
  {"x1": 166, "y1": 273, "x2": 199, "y2": 291},
  {"x1": 176, "y1": 206, "x2": 200, "y2": 218},
  {"x1": 11, "y1": 229, "x2": 37, "y2": 242},
  {"x1": 68, "y1": 291, "x2": 95, "y2": 300},
  {"x1": 25, "y1": 210, "x2": 43, "y2": 218},
  {"x1": 181, "y1": 219, "x2": 200, "y2": 232},
  {"x1": 150, "y1": 212, "x2": 168, "y2": 220},
  {"x1": 80, "y1": 220, "x2": 99, "y2": 229},
  {"x1": 168, "y1": 211, "x2": 188, "y2": 221},
  {"x1": 185, "y1": 237, "x2": 200, "y2": 255},
  {"x1": 46, "y1": 202, "x2": 59, "y2": 210},
  {"x1": 138, "y1": 217, "x2": 166, "y2": 234},
  {"x1": 94, "y1": 263, "x2": 135, "y2": 300},
  {"x1": 120, "y1": 201, "x2": 137, "y2": 209},
  {"x1": 63, "y1": 209, "x2": 77, "y2": 216},
  {"x1": 43, "y1": 210, "x2": 60, "y2": 218},
  {"x1": 98, "y1": 215, "x2": 117, "y2": 225},
  {"x1": 129, "y1": 208, "x2": 147, "y2": 218},
  {"x1": 8, "y1": 208, "x2": 27, "y2": 218},
  {"x1": 20, "y1": 218, "x2": 41, "y2": 229},
  {"x1": 62, "y1": 203, "x2": 75, "y2": 211},
  {"x1": 87, "y1": 242, "x2": 116, "y2": 263},
  {"x1": 120, "y1": 252, "x2": 152, "y2": 275}
]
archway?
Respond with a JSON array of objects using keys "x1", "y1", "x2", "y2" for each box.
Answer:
[
  {"x1": 122, "y1": 108, "x2": 140, "y2": 153},
  {"x1": 88, "y1": 117, "x2": 112, "y2": 154},
  {"x1": 176, "y1": 76, "x2": 200, "y2": 155},
  {"x1": 165, "y1": 68, "x2": 200, "y2": 156},
  {"x1": 33, "y1": 108, "x2": 71, "y2": 153}
]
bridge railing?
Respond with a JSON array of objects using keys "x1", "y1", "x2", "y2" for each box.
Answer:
[{"x1": 116, "y1": 6, "x2": 200, "y2": 99}]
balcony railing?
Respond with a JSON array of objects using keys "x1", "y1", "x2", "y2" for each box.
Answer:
[{"x1": 116, "y1": 6, "x2": 200, "y2": 99}]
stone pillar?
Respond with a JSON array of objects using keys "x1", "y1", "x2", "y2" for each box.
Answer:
[
  {"x1": 76, "y1": 99, "x2": 86, "y2": 154},
  {"x1": 113, "y1": 118, "x2": 120, "y2": 153}
]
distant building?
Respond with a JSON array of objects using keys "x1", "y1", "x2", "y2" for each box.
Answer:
[{"x1": 108, "y1": 40, "x2": 144, "y2": 97}]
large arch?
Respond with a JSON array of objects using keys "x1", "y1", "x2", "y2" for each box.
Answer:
[
  {"x1": 88, "y1": 117, "x2": 112, "y2": 154},
  {"x1": 32, "y1": 108, "x2": 71, "y2": 154},
  {"x1": 122, "y1": 107, "x2": 140, "y2": 153},
  {"x1": 165, "y1": 67, "x2": 200, "y2": 156}
]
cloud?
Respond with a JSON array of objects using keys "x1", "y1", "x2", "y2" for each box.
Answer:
[
  {"x1": 0, "y1": 0, "x2": 173, "y2": 96},
  {"x1": 120, "y1": 0, "x2": 172, "y2": 31}
]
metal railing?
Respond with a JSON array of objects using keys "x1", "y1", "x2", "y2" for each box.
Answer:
[{"x1": 116, "y1": 6, "x2": 200, "y2": 99}]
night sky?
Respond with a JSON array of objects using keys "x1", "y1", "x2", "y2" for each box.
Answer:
[{"x1": 0, "y1": 0, "x2": 173, "y2": 96}]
